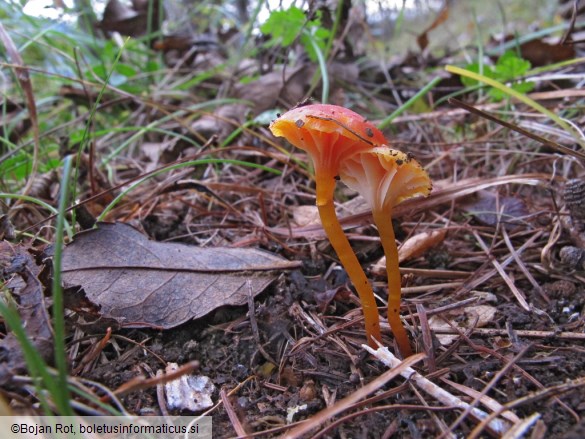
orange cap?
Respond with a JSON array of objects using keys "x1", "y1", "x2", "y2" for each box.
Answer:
[{"x1": 270, "y1": 104, "x2": 388, "y2": 175}]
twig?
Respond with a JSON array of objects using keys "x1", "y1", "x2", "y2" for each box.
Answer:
[
  {"x1": 282, "y1": 353, "x2": 425, "y2": 438},
  {"x1": 247, "y1": 280, "x2": 277, "y2": 365},
  {"x1": 433, "y1": 327, "x2": 585, "y2": 340},
  {"x1": 500, "y1": 413, "x2": 541, "y2": 439},
  {"x1": 110, "y1": 360, "x2": 199, "y2": 398},
  {"x1": 447, "y1": 98, "x2": 585, "y2": 162},
  {"x1": 444, "y1": 344, "x2": 531, "y2": 437},
  {"x1": 416, "y1": 303, "x2": 436, "y2": 373},
  {"x1": 220, "y1": 388, "x2": 249, "y2": 437},
  {"x1": 441, "y1": 378, "x2": 520, "y2": 423},
  {"x1": 456, "y1": 231, "x2": 542, "y2": 298},
  {"x1": 472, "y1": 230, "x2": 531, "y2": 311},
  {"x1": 363, "y1": 344, "x2": 511, "y2": 436},
  {"x1": 469, "y1": 375, "x2": 585, "y2": 439}
]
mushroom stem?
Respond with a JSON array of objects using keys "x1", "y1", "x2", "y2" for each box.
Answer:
[
  {"x1": 373, "y1": 209, "x2": 413, "y2": 357},
  {"x1": 315, "y1": 174, "x2": 382, "y2": 347}
]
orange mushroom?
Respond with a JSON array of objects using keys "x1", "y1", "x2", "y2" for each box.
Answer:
[
  {"x1": 340, "y1": 147, "x2": 432, "y2": 357},
  {"x1": 270, "y1": 104, "x2": 388, "y2": 347}
]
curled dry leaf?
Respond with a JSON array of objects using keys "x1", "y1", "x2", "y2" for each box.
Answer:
[
  {"x1": 0, "y1": 241, "x2": 53, "y2": 385},
  {"x1": 191, "y1": 66, "x2": 308, "y2": 140},
  {"x1": 372, "y1": 229, "x2": 447, "y2": 277},
  {"x1": 61, "y1": 222, "x2": 300, "y2": 329},
  {"x1": 462, "y1": 190, "x2": 529, "y2": 230},
  {"x1": 429, "y1": 305, "x2": 497, "y2": 346},
  {"x1": 291, "y1": 205, "x2": 321, "y2": 227}
]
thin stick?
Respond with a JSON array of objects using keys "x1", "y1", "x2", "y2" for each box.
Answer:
[
  {"x1": 447, "y1": 97, "x2": 585, "y2": 161},
  {"x1": 364, "y1": 344, "x2": 511, "y2": 435},
  {"x1": 283, "y1": 353, "x2": 425, "y2": 439},
  {"x1": 220, "y1": 388, "x2": 248, "y2": 437},
  {"x1": 434, "y1": 327, "x2": 585, "y2": 340},
  {"x1": 472, "y1": 230, "x2": 530, "y2": 311}
]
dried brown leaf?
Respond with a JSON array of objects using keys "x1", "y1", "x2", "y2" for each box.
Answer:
[
  {"x1": 99, "y1": 0, "x2": 162, "y2": 38},
  {"x1": 416, "y1": 4, "x2": 450, "y2": 51},
  {"x1": 429, "y1": 304, "x2": 497, "y2": 346},
  {"x1": 291, "y1": 205, "x2": 321, "y2": 227},
  {"x1": 61, "y1": 222, "x2": 300, "y2": 329},
  {"x1": 372, "y1": 229, "x2": 447, "y2": 276},
  {"x1": 0, "y1": 241, "x2": 53, "y2": 385},
  {"x1": 462, "y1": 190, "x2": 529, "y2": 230}
]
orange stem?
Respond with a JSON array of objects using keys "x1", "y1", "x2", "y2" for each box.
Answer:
[
  {"x1": 315, "y1": 173, "x2": 381, "y2": 347},
  {"x1": 373, "y1": 210, "x2": 413, "y2": 357}
]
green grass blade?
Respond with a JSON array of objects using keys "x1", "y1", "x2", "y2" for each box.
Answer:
[
  {"x1": 0, "y1": 194, "x2": 73, "y2": 240},
  {"x1": 306, "y1": 33, "x2": 329, "y2": 104},
  {"x1": 51, "y1": 154, "x2": 74, "y2": 415},
  {"x1": 0, "y1": 298, "x2": 54, "y2": 415},
  {"x1": 445, "y1": 64, "x2": 585, "y2": 149},
  {"x1": 377, "y1": 76, "x2": 442, "y2": 130},
  {"x1": 96, "y1": 159, "x2": 281, "y2": 221}
]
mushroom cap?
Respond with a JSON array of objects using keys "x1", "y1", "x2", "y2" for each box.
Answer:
[
  {"x1": 269, "y1": 104, "x2": 388, "y2": 174},
  {"x1": 340, "y1": 147, "x2": 432, "y2": 212}
]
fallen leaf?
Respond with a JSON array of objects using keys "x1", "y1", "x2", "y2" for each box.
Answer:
[
  {"x1": 0, "y1": 98, "x2": 31, "y2": 144},
  {"x1": 315, "y1": 286, "x2": 351, "y2": 313},
  {"x1": 99, "y1": 0, "x2": 162, "y2": 39},
  {"x1": 372, "y1": 229, "x2": 446, "y2": 276},
  {"x1": 291, "y1": 205, "x2": 321, "y2": 227},
  {"x1": 191, "y1": 65, "x2": 309, "y2": 141},
  {"x1": 429, "y1": 304, "x2": 497, "y2": 346},
  {"x1": 61, "y1": 222, "x2": 300, "y2": 329},
  {"x1": 416, "y1": 4, "x2": 450, "y2": 52},
  {"x1": 467, "y1": 305, "x2": 497, "y2": 327},
  {"x1": 517, "y1": 39, "x2": 575, "y2": 67},
  {"x1": 0, "y1": 242, "x2": 53, "y2": 385},
  {"x1": 462, "y1": 190, "x2": 529, "y2": 230},
  {"x1": 428, "y1": 316, "x2": 456, "y2": 346},
  {"x1": 399, "y1": 229, "x2": 447, "y2": 262},
  {"x1": 0, "y1": 215, "x2": 15, "y2": 241}
]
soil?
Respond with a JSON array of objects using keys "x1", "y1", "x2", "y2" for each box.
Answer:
[{"x1": 75, "y1": 236, "x2": 585, "y2": 438}]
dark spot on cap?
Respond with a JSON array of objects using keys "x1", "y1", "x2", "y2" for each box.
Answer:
[
  {"x1": 396, "y1": 159, "x2": 404, "y2": 166},
  {"x1": 365, "y1": 127, "x2": 374, "y2": 138},
  {"x1": 276, "y1": 113, "x2": 281, "y2": 118},
  {"x1": 334, "y1": 175, "x2": 340, "y2": 181},
  {"x1": 295, "y1": 119, "x2": 305, "y2": 128}
]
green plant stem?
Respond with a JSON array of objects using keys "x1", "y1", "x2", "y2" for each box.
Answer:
[
  {"x1": 306, "y1": 32, "x2": 329, "y2": 104},
  {"x1": 377, "y1": 76, "x2": 442, "y2": 130},
  {"x1": 373, "y1": 210, "x2": 412, "y2": 358},
  {"x1": 52, "y1": 155, "x2": 74, "y2": 415},
  {"x1": 446, "y1": 65, "x2": 585, "y2": 150}
]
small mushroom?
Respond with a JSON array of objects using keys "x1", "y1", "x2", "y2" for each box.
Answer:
[
  {"x1": 270, "y1": 104, "x2": 387, "y2": 347},
  {"x1": 340, "y1": 147, "x2": 432, "y2": 357}
]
